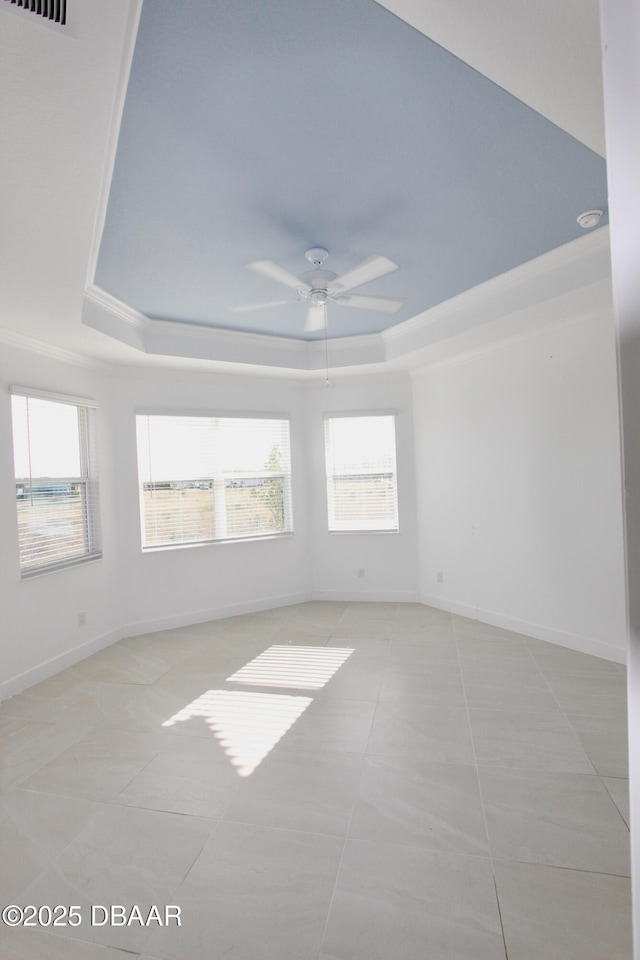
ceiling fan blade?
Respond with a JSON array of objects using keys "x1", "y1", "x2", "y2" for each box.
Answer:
[
  {"x1": 247, "y1": 260, "x2": 310, "y2": 292},
  {"x1": 304, "y1": 303, "x2": 327, "y2": 332},
  {"x1": 333, "y1": 294, "x2": 405, "y2": 314},
  {"x1": 328, "y1": 255, "x2": 398, "y2": 294},
  {"x1": 230, "y1": 299, "x2": 293, "y2": 313}
]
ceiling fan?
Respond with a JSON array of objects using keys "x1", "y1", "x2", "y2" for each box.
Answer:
[{"x1": 232, "y1": 247, "x2": 404, "y2": 332}]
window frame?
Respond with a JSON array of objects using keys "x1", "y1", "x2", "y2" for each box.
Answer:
[
  {"x1": 135, "y1": 411, "x2": 294, "y2": 551},
  {"x1": 10, "y1": 386, "x2": 103, "y2": 578},
  {"x1": 323, "y1": 411, "x2": 400, "y2": 534}
]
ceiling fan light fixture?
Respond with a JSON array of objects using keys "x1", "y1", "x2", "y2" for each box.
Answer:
[{"x1": 309, "y1": 289, "x2": 328, "y2": 306}]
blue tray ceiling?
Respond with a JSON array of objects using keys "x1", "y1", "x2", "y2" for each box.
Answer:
[{"x1": 95, "y1": 0, "x2": 608, "y2": 341}]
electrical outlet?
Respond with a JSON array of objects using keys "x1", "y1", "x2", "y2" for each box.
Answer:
[
  {"x1": 78, "y1": 611, "x2": 87, "y2": 627},
  {"x1": 436, "y1": 572, "x2": 444, "y2": 584},
  {"x1": 357, "y1": 568, "x2": 365, "y2": 578}
]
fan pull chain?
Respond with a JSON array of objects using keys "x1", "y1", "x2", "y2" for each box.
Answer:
[{"x1": 324, "y1": 318, "x2": 332, "y2": 387}]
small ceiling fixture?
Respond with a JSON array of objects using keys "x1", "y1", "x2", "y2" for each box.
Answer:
[{"x1": 577, "y1": 209, "x2": 603, "y2": 229}]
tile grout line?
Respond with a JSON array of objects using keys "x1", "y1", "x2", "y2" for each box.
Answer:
[
  {"x1": 317, "y1": 600, "x2": 398, "y2": 959},
  {"x1": 1, "y1": 603, "x2": 631, "y2": 958},
  {"x1": 523, "y1": 645, "x2": 616, "y2": 779},
  {"x1": 452, "y1": 614, "x2": 509, "y2": 960}
]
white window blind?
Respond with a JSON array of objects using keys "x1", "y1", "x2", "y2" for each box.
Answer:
[
  {"x1": 324, "y1": 414, "x2": 399, "y2": 532},
  {"x1": 136, "y1": 414, "x2": 293, "y2": 548},
  {"x1": 11, "y1": 392, "x2": 102, "y2": 576}
]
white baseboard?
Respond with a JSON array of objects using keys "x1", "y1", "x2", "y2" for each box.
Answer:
[
  {"x1": 0, "y1": 627, "x2": 124, "y2": 701},
  {"x1": 0, "y1": 593, "x2": 310, "y2": 703},
  {"x1": 312, "y1": 589, "x2": 421, "y2": 603},
  {"x1": 122, "y1": 591, "x2": 312, "y2": 638},
  {"x1": 421, "y1": 593, "x2": 627, "y2": 664},
  {"x1": 4, "y1": 591, "x2": 623, "y2": 705}
]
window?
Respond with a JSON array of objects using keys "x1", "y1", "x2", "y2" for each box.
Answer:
[
  {"x1": 10, "y1": 389, "x2": 102, "y2": 576},
  {"x1": 324, "y1": 414, "x2": 399, "y2": 532},
  {"x1": 136, "y1": 414, "x2": 292, "y2": 548}
]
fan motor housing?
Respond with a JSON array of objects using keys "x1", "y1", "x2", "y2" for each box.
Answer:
[{"x1": 300, "y1": 269, "x2": 337, "y2": 286}]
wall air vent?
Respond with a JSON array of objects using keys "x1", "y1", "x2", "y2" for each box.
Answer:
[{"x1": 3, "y1": 0, "x2": 66, "y2": 25}]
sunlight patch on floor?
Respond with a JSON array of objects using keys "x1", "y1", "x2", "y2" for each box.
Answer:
[
  {"x1": 162, "y1": 646, "x2": 353, "y2": 775},
  {"x1": 225, "y1": 644, "x2": 353, "y2": 689},
  {"x1": 162, "y1": 689, "x2": 313, "y2": 776}
]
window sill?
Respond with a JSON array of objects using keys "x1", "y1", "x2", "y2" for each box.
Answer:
[
  {"x1": 140, "y1": 532, "x2": 294, "y2": 553},
  {"x1": 327, "y1": 529, "x2": 400, "y2": 535},
  {"x1": 20, "y1": 552, "x2": 103, "y2": 580}
]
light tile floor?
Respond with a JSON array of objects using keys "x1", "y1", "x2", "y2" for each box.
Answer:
[{"x1": 0, "y1": 602, "x2": 631, "y2": 959}]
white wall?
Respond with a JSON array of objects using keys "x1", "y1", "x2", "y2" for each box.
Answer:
[
  {"x1": 413, "y1": 312, "x2": 628, "y2": 661},
  {"x1": 306, "y1": 374, "x2": 420, "y2": 602},
  {"x1": 2, "y1": 313, "x2": 627, "y2": 700},
  {"x1": 112, "y1": 368, "x2": 312, "y2": 634},
  {"x1": 0, "y1": 345, "x2": 122, "y2": 697},
  {"x1": 0, "y1": 352, "x2": 315, "y2": 695},
  {"x1": 1, "y1": 348, "x2": 424, "y2": 698}
]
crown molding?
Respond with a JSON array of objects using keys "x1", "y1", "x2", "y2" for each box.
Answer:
[
  {"x1": 82, "y1": 285, "x2": 148, "y2": 352},
  {"x1": 384, "y1": 227, "x2": 611, "y2": 349},
  {"x1": 0, "y1": 325, "x2": 112, "y2": 373},
  {"x1": 84, "y1": 284, "x2": 150, "y2": 330},
  {"x1": 82, "y1": 284, "x2": 388, "y2": 372},
  {"x1": 82, "y1": 227, "x2": 612, "y2": 375}
]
